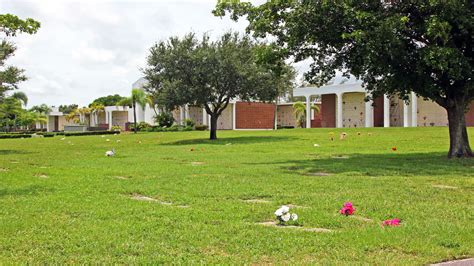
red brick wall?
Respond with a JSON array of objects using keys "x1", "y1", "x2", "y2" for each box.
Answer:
[
  {"x1": 321, "y1": 94, "x2": 336, "y2": 128},
  {"x1": 373, "y1": 96, "x2": 384, "y2": 127},
  {"x1": 466, "y1": 101, "x2": 474, "y2": 127},
  {"x1": 236, "y1": 102, "x2": 275, "y2": 129}
]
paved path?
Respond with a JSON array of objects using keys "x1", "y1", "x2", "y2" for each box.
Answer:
[{"x1": 432, "y1": 258, "x2": 474, "y2": 266}]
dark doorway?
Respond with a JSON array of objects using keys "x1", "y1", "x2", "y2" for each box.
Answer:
[
  {"x1": 321, "y1": 94, "x2": 336, "y2": 128},
  {"x1": 373, "y1": 96, "x2": 384, "y2": 127}
]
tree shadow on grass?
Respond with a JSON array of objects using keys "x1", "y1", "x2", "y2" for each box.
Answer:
[
  {"x1": 257, "y1": 152, "x2": 474, "y2": 177},
  {"x1": 0, "y1": 150, "x2": 33, "y2": 155},
  {"x1": 161, "y1": 136, "x2": 296, "y2": 146},
  {"x1": 0, "y1": 185, "x2": 54, "y2": 198}
]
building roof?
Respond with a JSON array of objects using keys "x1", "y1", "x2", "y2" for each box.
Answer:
[{"x1": 294, "y1": 81, "x2": 365, "y2": 98}]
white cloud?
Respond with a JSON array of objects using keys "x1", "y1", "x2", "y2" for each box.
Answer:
[{"x1": 1, "y1": 0, "x2": 264, "y2": 107}]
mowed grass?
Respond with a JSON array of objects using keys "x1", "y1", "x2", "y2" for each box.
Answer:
[{"x1": 0, "y1": 127, "x2": 473, "y2": 264}]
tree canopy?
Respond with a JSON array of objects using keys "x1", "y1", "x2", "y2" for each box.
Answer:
[
  {"x1": 0, "y1": 14, "x2": 40, "y2": 101},
  {"x1": 214, "y1": 1, "x2": 473, "y2": 157},
  {"x1": 89, "y1": 94, "x2": 128, "y2": 107},
  {"x1": 143, "y1": 32, "x2": 294, "y2": 139},
  {"x1": 59, "y1": 104, "x2": 78, "y2": 114}
]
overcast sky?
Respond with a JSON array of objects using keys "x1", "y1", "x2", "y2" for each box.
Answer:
[{"x1": 3, "y1": 0, "x2": 279, "y2": 107}]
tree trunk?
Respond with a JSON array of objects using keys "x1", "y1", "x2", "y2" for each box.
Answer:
[
  {"x1": 209, "y1": 115, "x2": 218, "y2": 140},
  {"x1": 133, "y1": 102, "x2": 137, "y2": 134},
  {"x1": 274, "y1": 98, "x2": 278, "y2": 130},
  {"x1": 446, "y1": 98, "x2": 473, "y2": 158}
]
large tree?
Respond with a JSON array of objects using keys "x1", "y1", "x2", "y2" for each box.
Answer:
[
  {"x1": 58, "y1": 104, "x2": 78, "y2": 114},
  {"x1": 144, "y1": 32, "x2": 293, "y2": 139},
  {"x1": 89, "y1": 94, "x2": 127, "y2": 107},
  {"x1": 0, "y1": 14, "x2": 40, "y2": 101},
  {"x1": 215, "y1": 1, "x2": 474, "y2": 158}
]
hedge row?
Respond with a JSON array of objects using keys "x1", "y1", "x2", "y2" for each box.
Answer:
[
  {"x1": 0, "y1": 134, "x2": 32, "y2": 139},
  {"x1": 0, "y1": 130, "x2": 120, "y2": 139},
  {"x1": 57, "y1": 130, "x2": 120, "y2": 137}
]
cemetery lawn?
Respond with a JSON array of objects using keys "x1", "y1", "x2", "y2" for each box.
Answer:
[{"x1": 0, "y1": 127, "x2": 473, "y2": 264}]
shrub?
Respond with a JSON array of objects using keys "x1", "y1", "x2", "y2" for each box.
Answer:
[
  {"x1": 184, "y1": 118, "x2": 195, "y2": 128},
  {"x1": 195, "y1": 125, "x2": 208, "y2": 131},
  {"x1": 277, "y1": 125, "x2": 295, "y2": 129},
  {"x1": 36, "y1": 132, "x2": 55, "y2": 137},
  {"x1": 0, "y1": 134, "x2": 32, "y2": 139},
  {"x1": 63, "y1": 131, "x2": 120, "y2": 137},
  {"x1": 155, "y1": 112, "x2": 175, "y2": 128},
  {"x1": 129, "y1": 122, "x2": 151, "y2": 132},
  {"x1": 111, "y1": 125, "x2": 122, "y2": 132},
  {"x1": 166, "y1": 124, "x2": 180, "y2": 131}
]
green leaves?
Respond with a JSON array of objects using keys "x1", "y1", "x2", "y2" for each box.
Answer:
[
  {"x1": 131, "y1": 88, "x2": 147, "y2": 109},
  {"x1": 144, "y1": 32, "x2": 293, "y2": 113},
  {"x1": 1, "y1": 13, "x2": 40, "y2": 102},
  {"x1": 0, "y1": 14, "x2": 40, "y2": 36}
]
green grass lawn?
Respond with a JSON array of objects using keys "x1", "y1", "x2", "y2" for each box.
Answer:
[{"x1": 1, "y1": 127, "x2": 473, "y2": 264}]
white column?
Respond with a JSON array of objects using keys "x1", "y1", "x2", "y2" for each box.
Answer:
[
  {"x1": 91, "y1": 112, "x2": 94, "y2": 126},
  {"x1": 411, "y1": 92, "x2": 418, "y2": 127},
  {"x1": 403, "y1": 100, "x2": 410, "y2": 127},
  {"x1": 336, "y1": 93, "x2": 343, "y2": 128},
  {"x1": 109, "y1": 111, "x2": 113, "y2": 130},
  {"x1": 365, "y1": 94, "x2": 374, "y2": 128},
  {"x1": 232, "y1": 103, "x2": 236, "y2": 130},
  {"x1": 105, "y1": 111, "x2": 109, "y2": 124},
  {"x1": 305, "y1": 95, "x2": 311, "y2": 129},
  {"x1": 46, "y1": 116, "x2": 50, "y2": 132},
  {"x1": 184, "y1": 104, "x2": 189, "y2": 120},
  {"x1": 202, "y1": 108, "x2": 207, "y2": 126},
  {"x1": 179, "y1": 106, "x2": 185, "y2": 125},
  {"x1": 384, "y1": 94, "x2": 390, "y2": 127}
]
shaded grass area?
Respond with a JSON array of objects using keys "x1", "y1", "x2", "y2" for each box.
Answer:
[{"x1": 0, "y1": 127, "x2": 473, "y2": 264}]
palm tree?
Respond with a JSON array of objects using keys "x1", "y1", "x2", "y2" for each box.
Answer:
[
  {"x1": 89, "y1": 103, "x2": 105, "y2": 126},
  {"x1": 77, "y1": 107, "x2": 91, "y2": 125},
  {"x1": 146, "y1": 94, "x2": 159, "y2": 116},
  {"x1": 0, "y1": 97, "x2": 22, "y2": 132},
  {"x1": 29, "y1": 104, "x2": 51, "y2": 129},
  {"x1": 11, "y1": 92, "x2": 28, "y2": 107},
  {"x1": 29, "y1": 104, "x2": 51, "y2": 114},
  {"x1": 293, "y1": 101, "x2": 320, "y2": 128},
  {"x1": 119, "y1": 89, "x2": 147, "y2": 133},
  {"x1": 131, "y1": 88, "x2": 147, "y2": 133},
  {"x1": 65, "y1": 109, "x2": 79, "y2": 124}
]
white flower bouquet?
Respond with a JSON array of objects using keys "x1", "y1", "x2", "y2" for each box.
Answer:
[{"x1": 274, "y1": 205, "x2": 298, "y2": 225}]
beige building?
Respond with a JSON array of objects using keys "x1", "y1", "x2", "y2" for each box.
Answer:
[{"x1": 294, "y1": 82, "x2": 474, "y2": 128}]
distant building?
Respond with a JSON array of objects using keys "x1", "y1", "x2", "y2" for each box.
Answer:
[
  {"x1": 293, "y1": 81, "x2": 474, "y2": 128},
  {"x1": 47, "y1": 78, "x2": 473, "y2": 132}
]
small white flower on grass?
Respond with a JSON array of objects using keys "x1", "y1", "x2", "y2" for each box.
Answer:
[
  {"x1": 116, "y1": 140, "x2": 121, "y2": 143},
  {"x1": 274, "y1": 205, "x2": 289, "y2": 216},
  {"x1": 106, "y1": 139, "x2": 110, "y2": 142},
  {"x1": 281, "y1": 213, "x2": 291, "y2": 222},
  {"x1": 291, "y1": 213, "x2": 298, "y2": 221},
  {"x1": 274, "y1": 205, "x2": 297, "y2": 225},
  {"x1": 280, "y1": 205, "x2": 289, "y2": 213},
  {"x1": 274, "y1": 208, "x2": 284, "y2": 216},
  {"x1": 101, "y1": 135, "x2": 105, "y2": 138},
  {"x1": 314, "y1": 144, "x2": 320, "y2": 147},
  {"x1": 60, "y1": 137, "x2": 65, "y2": 140},
  {"x1": 105, "y1": 148, "x2": 115, "y2": 157}
]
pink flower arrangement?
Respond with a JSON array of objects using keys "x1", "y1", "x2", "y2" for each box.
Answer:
[
  {"x1": 382, "y1": 219, "x2": 401, "y2": 226},
  {"x1": 339, "y1": 202, "x2": 355, "y2": 216}
]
